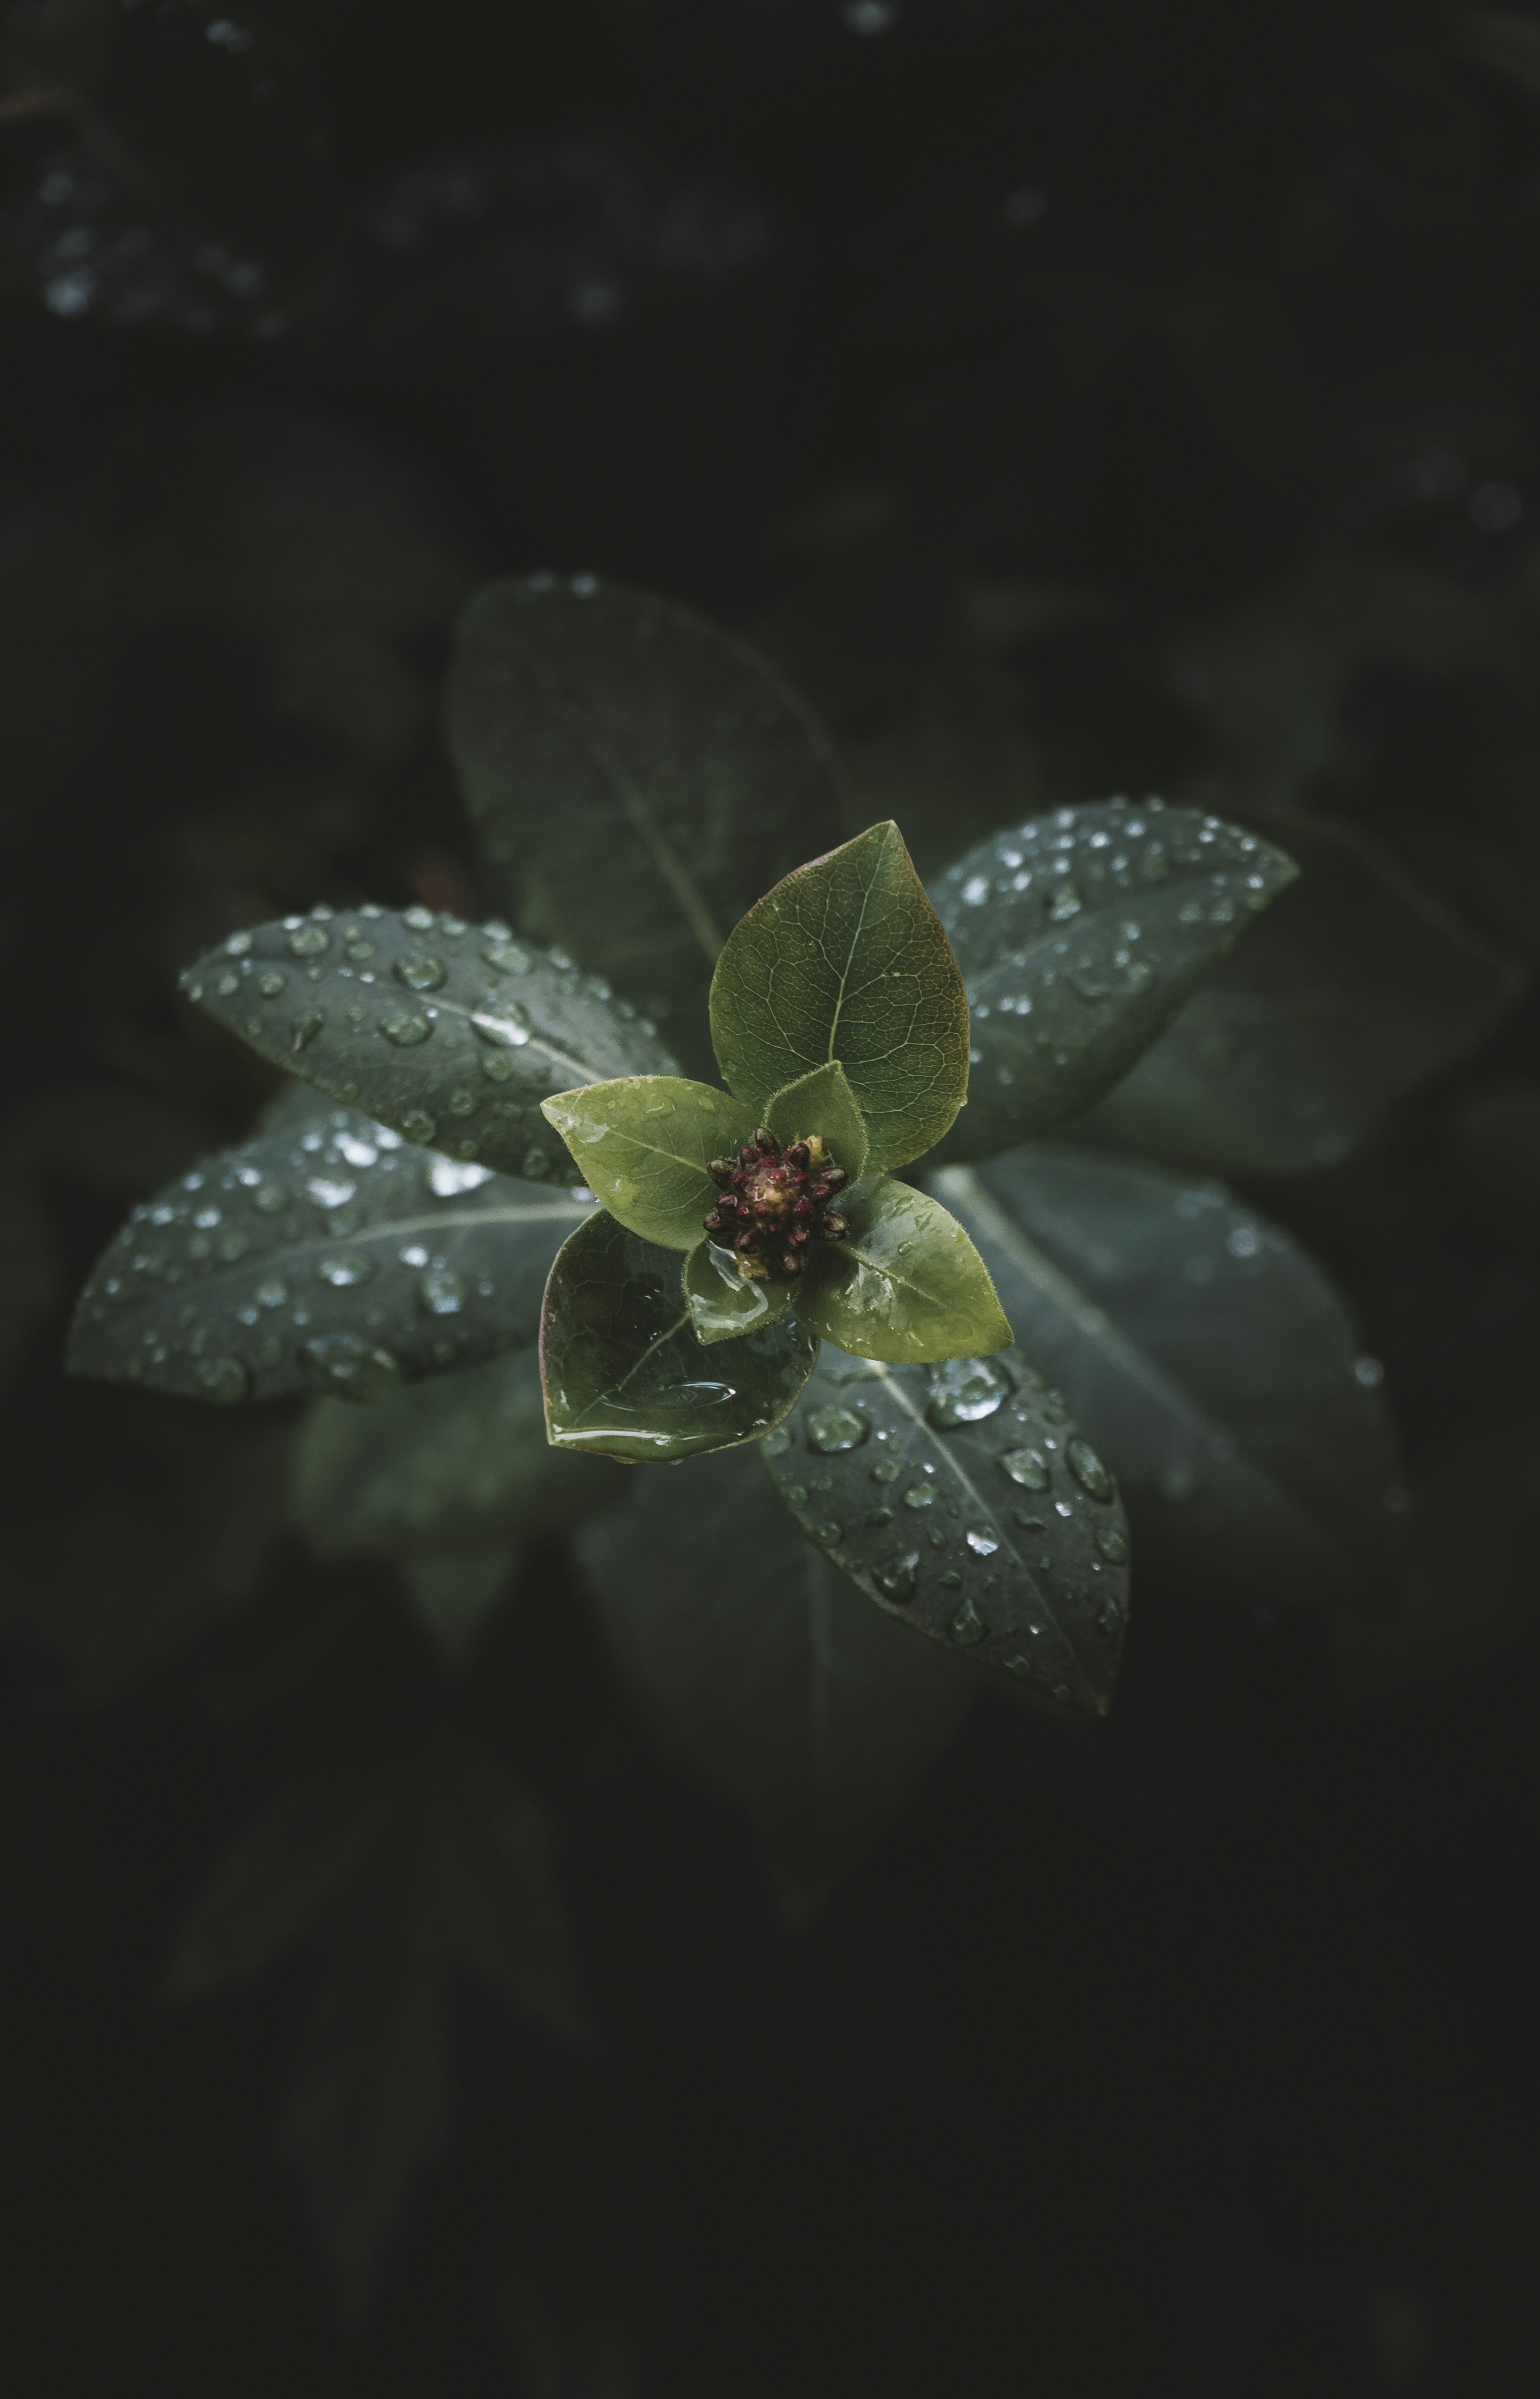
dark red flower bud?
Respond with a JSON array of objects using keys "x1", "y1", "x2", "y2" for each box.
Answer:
[
  {"x1": 785, "y1": 1142, "x2": 810, "y2": 1169},
  {"x1": 809, "y1": 1181, "x2": 830, "y2": 1202},
  {"x1": 704, "y1": 1210, "x2": 723, "y2": 1232},
  {"x1": 792, "y1": 1197, "x2": 814, "y2": 1220},
  {"x1": 823, "y1": 1214, "x2": 848, "y2": 1241},
  {"x1": 823, "y1": 1165, "x2": 848, "y2": 1192}
]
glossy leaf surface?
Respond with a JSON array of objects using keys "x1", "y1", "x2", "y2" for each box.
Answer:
[
  {"x1": 291, "y1": 1348, "x2": 617, "y2": 1562},
  {"x1": 184, "y1": 904, "x2": 676, "y2": 1183},
  {"x1": 578, "y1": 1442, "x2": 977, "y2": 1895},
  {"x1": 764, "y1": 1059, "x2": 869, "y2": 1186},
  {"x1": 932, "y1": 1151, "x2": 1403, "y2": 1613},
  {"x1": 540, "y1": 1075, "x2": 757, "y2": 1251},
  {"x1": 541, "y1": 1210, "x2": 818, "y2": 1461},
  {"x1": 710, "y1": 821, "x2": 970, "y2": 1170},
  {"x1": 681, "y1": 1240, "x2": 794, "y2": 1346},
  {"x1": 446, "y1": 575, "x2": 843, "y2": 1074},
  {"x1": 1072, "y1": 808, "x2": 1526, "y2": 1175},
  {"x1": 760, "y1": 1346, "x2": 1130, "y2": 1716},
  {"x1": 794, "y1": 1176, "x2": 1012, "y2": 1364},
  {"x1": 927, "y1": 798, "x2": 1297, "y2": 1162},
  {"x1": 67, "y1": 1108, "x2": 594, "y2": 1405}
]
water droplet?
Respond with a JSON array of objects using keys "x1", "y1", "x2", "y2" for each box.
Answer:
[
  {"x1": 429, "y1": 1156, "x2": 495, "y2": 1196},
  {"x1": 1048, "y1": 882, "x2": 1083, "y2": 922},
  {"x1": 1040, "y1": 1391, "x2": 1069, "y2": 1424},
  {"x1": 418, "y1": 1267, "x2": 465, "y2": 1315},
  {"x1": 521, "y1": 1146, "x2": 550, "y2": 1180},
  {"x1": 903, "y1": 1483, "x2": 935, "y2": 1510},
  {"x1": 949, "y1": 1596, "x2": 985, "y2": 1645},
  {"x1": 762, "y1": 1423, "x2": 794, "y2": 1457},
  {"x1": 344, "y1": 938, "x2": 375, "y2": 962},
  {"x1": 1353, "y1": 1355, "x2": 1384, "y2": 1388},
  {"x1": 215, "y1": 1230, "x2": 250, "y2": 1263},
  {"x1": 402, "y1": 905, "x2": 435, "y2": 932},
  {"x1": 225, "y1": 931, "x2": 253, "y2": 956},
  {"x1": 1095, "y1": 1524, "x2": 1128, "y2": 1563},
  {"x1": 471, "y1": 1001, "x2": 532, "y2": 1048},
  {"x1": 291, "y1": 1011, "x2": 324, "y2": 1052},
  {"x1": 806, "y1": 1403, "x2": 869, "y2": 1453},
  {"x1": 196, "y1": 1356, "x2": 249, "y2": 1404},
  {"x1": 927, "y1": 1354, "x2": 1015, "y2": 1427},
  {"x1": 216, "y1": 971, "x2": 240, "y2": 997},
  {"x1": 998, "y1": 1447, "x2": 1050, "y2": 1490},
  {"x1": 380, "y1": 1008, "x2": 432, "y2": 1046},
  {"x1": 812, "y1": 1520, "x2": 843, "y2": 1548},
  {"x1": 400, "y1": 1109, "x2": 436, "y2": 1143},
  {"x1": 317, "y1": 1253, "x2": 375, "y2": 1288},
  {"x1": 300, "y1": 1334, "x2": 403, "y2": 1404},
  {"x1": 1067, "y1": 1438, "x2": 1113, "y2": 1500},
  {"x1": 483, "y1": 937, "x2": 534, "y2": 974},
  {"x1": 871, "y1": 1458, "x2": 901, "y2": 1484},
  {"x1": 305, "y1": 1176, "x2": 356, "y2": 1210},
  {"x1": 783, "y1": 1481, "x2": 808, "y2": 1507},
  {"x1": 966, "y1": 1530, "x2": 998, "y2": 1556},
  {"x1": 394, "y1": 953, "x2": 446, "y2": 992},
  {"x1": 255, "y1": 972, "x2": 286, "y2": 1000},
  {"x1": 286, "y1": 924, "x2": 330, "y2": 958},
  {"x1": 480, "y1": 1049, "x2": 519, "y2": 1083},
  {"x1": 254, "y1": 1278, "x2": 287, "y2": 1310},
  {"x1": 876, "y1": 1552, "x2": 919, "y2": 1601}
]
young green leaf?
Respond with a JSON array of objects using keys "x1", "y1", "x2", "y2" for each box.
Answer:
[
  {"x1": 183, "y1": 905, "x2": 677, "y2": 1181},
  {"x1": 66, "y1": 1109, "x2": 595, "y2": 1406},
  {"x1": 759, "y1": 1347, "x2": 1130, "y2": 1717},
  {"x1": 682, "y1": 1240, "x2": 794, "y2": 1346},
  {"x1": 291, "y1": 1348, "x2": 618, "y2": 1563},
  {"x1": 709, "y1": 821, "x2": 971, "y2": 1170},
  {"x1": 1068, "y1": 807, "x2": 1527, "y2": 1176},
  {"x1": 446, "y1": 576, "x2": 844, "y2": 1076},
  {"x1": 793, "y1": 1176, "x2": 1011, "y2": 1364},
  {"x1": 926, "y1": 799, "x2": 1298, "y2": 1163},
  {"x1": 764, "y1": 1058, "x2": 869, "y2": 1185},
  {"x1": 541, "y1": 1211, "x2": 818, "y2": 1461},
  {"x1": 540, "y1": 1075, "x2": 758, "y2": 1251},
  {"x1": 578, "y1": 1442, "x2": 977, "y2": 1896},
  {"x1": 930, "y1": 1149, "x2": 1405, "y2": 1613}
]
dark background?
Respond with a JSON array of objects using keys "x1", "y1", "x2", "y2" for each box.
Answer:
[{"x1": 4, "y1": 2, "x2": 1540, "y2": 2391}]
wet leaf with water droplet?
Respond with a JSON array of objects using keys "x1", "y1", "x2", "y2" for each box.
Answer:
[
  {"x1": 794, "y1": 1175, "x2": 1012, "y2": 1363},
  {"x1": 930, "y1": 1149, "x2": 1404, "y2": 1614},
  {"x1": 446, "y1": 577, "x2": 842, "y2": 1077},
  {"x1": 578, "y1": 1442, "x2": 976, "y2": 1897},
  {"x1": 681, "y1": 1239, "x2": 793, "y2": 1346},
  {"x1": 760, "y1": 1347, "x2": 1130, "y2": 1714},
  {"x1": 927, "y1": 800, "x2": 1297, "y2": 1162},
  {"x1": 181, "y1": 906, "x2": 677, "y2": 1182},
  {"x1": 541, "y1": 1075, "x2": 760, "y2": 1251},
  {"x1": 66, "y1": 1107, "x2": 596, "y2": 1405},
  {"x1": 540, "y1": 1211, "x2": 818, "y2": 1462}
]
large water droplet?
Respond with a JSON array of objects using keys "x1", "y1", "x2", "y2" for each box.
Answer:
[
  {"x1": 380, "y1": 1008, "x2": 432, "y2": 1046},
  {"x1": 418, "y1": 1267, "x2": 465, "y2": 1315},
  {"x1": 876, "y1": 1552, "x2": 919, "y2": 1601},
  {"x1": 903, "y1": 1483, "x2": 935, "y2": 1511},
  {"x1": 306, "y1": 1176, "x2": 356, "y2": 1210},
  {"x1": 400, "y1": 1109, "x2": 436, "y2": 1143},
  {"x1": 258, "y1": 972, "x2": 287, "y2": 999},
  {"x1": 928, "y1": 1354, "x2": 1014, "y2": 1427},
  {"x1": 197, "y1": 1355, "x2": 249, "y2": 1405},
  {"x1": 472, "y1": 1002, "x2": 532, "y2": 1048},
  {"x1": 1067, "y1": 1438, "x2": 1113, "y2": 1501},
  {"x1": 483, "y1": 936, "x2": 534, "y2": 974},
  {"x1": 429, "y1": 1156, "x2": 495, "y2": 1196},
  {"x1": 300, "y1": 1334, "x2": 403, "y2": 1404},
  {"x1": 394, "y1": 953, "x2": 446, "y2": 992},
  {"x1": 998, "y1": 1446, "x2": 1050, "y2": 1490},
  {"x1": 317, "y1": 1253, "x2": 375, "y2": 1288},
  {"x1": 291, "y1": 1011, "x2": 324, "y2": 1052},
  {"x1": 949, "y1": 1596, "x2": 985, "y2": 1646},
  {"x1": 286, "y1": 924, "x2": 330, "y2": 958},
  {"x1": 965, "y1": 1530, "x2": 998, "y2": 1556},
  {"x1": 1095, "y1": 1523, "x2": 1128, "y2": 1563},
  {"x1": 806, "y1": 1403, "x2": 869, "y2": 1453}
]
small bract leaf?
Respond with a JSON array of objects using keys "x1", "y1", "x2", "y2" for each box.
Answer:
[
  {"x1": 794, "y1": 1176, "x2": 1011, "y2": 1364},
  {"x1": 710, "y1": 821, "x2": 970, "y2": 1170},
  {"x1": 66, "y1": 1108, "x2": 596, "y2": 1405},
  {"x1": 764, "y1": 1059, "x2": 869, "y2": 1186},
  {"x1": 760, "y1": 1348, "x2": 1130, "y2": 1716},
  {"x1": 1069, "y1": 807, "x2": 1527, "y2": 1175},
  {"x1": 291, "y1": 1348, "x2": 617, "y2": 1563},
  {"x1": 540, "y1": 1211, "x2": 818, "y2": 1461},
  {"x1": 682, "y1": 1240, "x2": 794, "y2": 1346},
  {"x1": 927, "y1": 798, "x2": 1297, "y2": 1162},
  {"x1": 578, "y1": 1442, "x2": 976, "y2": 1896},
  {"x1": 182, "y1": 905, "x2": 677, "y2": 1182},
  {"x1": 446, "y1": 576, "x2": 843, "y2": 1075},
  {"x1": 540, "y1": 1075, "x2": 758, "y2": 1251},
  {"x1": 931, "y1": 1150, "x2": 1405, "y2": 1613}
]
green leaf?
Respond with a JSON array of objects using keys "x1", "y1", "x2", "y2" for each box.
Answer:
[
  {"x1": 540, "y1": 1210, "x2": 818, "y2": 1462},
  {"x1": 926, "y1": 799, "x2": 1298, "y2": 1163},
  {"x1": 793, "y1": 1176, "x2": 1012, "y2": 1364},
  {"x1": 446, "y1": 575, "x2": 844, "y2": 1076},
  {"x1": 540, "y1": 1075, "x2": 758, "y2": 1251},
  {"x1": 930, "y1": 1150, "x2": 1405, "y2": 1613},
  {"x1": 291, "y1": 1347, "x2": 618, "y2": 1564},
  {"x1": 164, "y1": 1746, "x2": 397, "y2": 2001},
  {"x1": 764, "y1": 1058, "x2": 869, "y2": 1184},
  {"x1": 182, "y1": 904, "x2": 677, "y2": 1182},
  {"x1": 681, "y1": 1240, "x2": 794, "y2": 1346},
  {"x1": 66, "y1": 1108, "x2": 596, "y2": 1405},
  {"x1": 577, "y1": 1442, "x2": 977, "y2": 1896},
  {"x1": 759, "y1": 1347, "x2": 1130, "y2": 1717},
  {"x1": 709, "y1": 821, "x2": 971, "y2": 1171},
  {"x1": 1070, "y1": 808, "x2": 1527, "y2": 1176}
]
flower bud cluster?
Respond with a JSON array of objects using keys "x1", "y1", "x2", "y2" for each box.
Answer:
[{"x1": 703, "y1": 1128, "x2": 851, "y2": 1282}]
